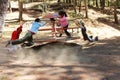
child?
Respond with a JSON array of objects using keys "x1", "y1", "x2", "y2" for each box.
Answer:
[
  {"x1": 75, "y1": 20, "x2": 98, "y2": 42},
  {"x1": 57, "y1": 10, "x2": 71, "y2": 38},
  {"x1": 50, "y1": 18, "x2": 63, "y2": 38},
  {"x1": 6, "y1": 18, "x2": 47, "y2": 47},
  {"x1": 7, "y1": 24, "x2": 23, "y2": 51},
  {"x1": 11, "y1": 25, "x2": 22, "y2": 40}
]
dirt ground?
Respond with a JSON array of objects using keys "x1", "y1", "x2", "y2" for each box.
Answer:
[{"x1": 0, "y1": 8, "x2": 120, "y2": 80}]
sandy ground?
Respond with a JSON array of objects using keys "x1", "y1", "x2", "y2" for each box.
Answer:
[{"x1": 0, "y1": 8, "x2": 120, "y2": 80}]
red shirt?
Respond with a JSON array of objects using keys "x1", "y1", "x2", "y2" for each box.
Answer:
[{"x1": 11, "y1": 25, "x2": 22, "y2": 40}]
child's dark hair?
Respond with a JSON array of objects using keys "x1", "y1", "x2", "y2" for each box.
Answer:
[
  {"x1": 80, "y1": 21, "x2": 85, "y2": 27},
  {"x1": 35, "y1": 18, "x2": 40, "y2": 22},
  {"x1": 50, "y1": 18, "x2": 55, "y2": 21},
  {"x1": 58, "y1": 10, "x2": 67, "y2": 17}
]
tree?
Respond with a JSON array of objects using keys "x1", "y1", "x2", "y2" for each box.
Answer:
[
  {"x1": 78, "y1": 0, "x2": 82, "y2": 12},
  {"x1": 42, "y1": 0, "x2": 47, "y2": 13},
  {"x1": 88, "y1": 0, "x2": 91, "y2": 6},
  {"x1": 114, "y1": 0, "x2": 119, "y2": 24},
  {"x1": 96, "y1": 0, "x2": 99, "y2": 8},
  {"x1": 100, "y1": 0, "x2": 105, "y2": 11},
  {"x1": 73, "y1": 0, "x2": 77, "y2": 14},
  {"x1": 18, "y1": 0, "x2": 23, "y2": 21},
  {"x1": 57, "y1": 0, "x2": 61, "y2": 3},
  {"x1": 0, "y1": 0, "x2": 8, "y2": 37},
  {"x1": 8, "y1": 0, "x2": 12, "y2": 12},
  {"x1": 84, "y1": 0, "x2": 88, "y2": 18}
]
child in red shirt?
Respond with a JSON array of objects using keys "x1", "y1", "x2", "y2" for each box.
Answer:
[
  {"x1": 7, "y1": 25, "x2": 23, "y2": 51},
  {"x1": 11, "y1": 25, "x2": 22, "y2": 40}
]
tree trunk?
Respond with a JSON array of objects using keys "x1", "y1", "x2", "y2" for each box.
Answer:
[
  {"x1": 108, "y1": 0, "x2": 110, "y2": 7},
  {"x1": 88, "y1": 0, "x2": 91, "y2": 6},
  {"x1": 73, "y1": 0, "x2": 77, "y2": 14},
  {"x1": 68, "y1": 0, "x2": 71, "y2": 3},
  {"x1": 114, "y1": 0, "x2": 119, "y2": 24},
  {"x1": 66, "y1": 0, "x2": 69, "y2": 3},
  {"x1": 79, "y1": 0, "x2": 82, "y2": 12},
  {"x1": 18, "y1": 0, "x2": 23, "y2": 21},
  {"x1": 57, "y1": 0, "x2": 61, "y2": 3},
  {"x1": 96, "y1": 0, "x2": 99, "y2": 8},
  {"x1": 117, "y1": 0, "x2": 119, "y2": 7},
  {"x1": 72, "y1": 4, "x2": 77, "y2": 14},
  {"x1": 8, "y1": 0, "x2": 12, "y2": 12},
  {"x1": 42, "y1": 0, "x2": 46, "y2": 13},
  {"x1": 63, "y1": 0, "x2": 65, "y2": 3},
  {"x1": 74, "y1": 0, "x2": 77, "y2": 5},
  {"x1": 100, "y1": 0, "x2": 105, "y2": 10},
  {"x1": 93, "y1": 0, "x2": 95, "y2": 6},
  {"x1": 84, "y1": 0, "x2": 88, "y2": 18},
  {"x1": 0, "y1": 0, "x2": 8, "y2": 37}
]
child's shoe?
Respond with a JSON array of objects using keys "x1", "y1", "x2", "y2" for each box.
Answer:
[
  {"x1": 95, "y1": 36, "x2": 98, "y2": 41},
  {"x1": 59, "y1": 34, "x2": 62, "y2": 37},
  {"x1": 89, "y1": 36, "x2": 93, "y2": 39},
  {"x1": 5, "y1": 41, "x2": 11, "y2": 47}
]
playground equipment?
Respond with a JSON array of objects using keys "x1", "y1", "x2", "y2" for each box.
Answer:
[{"x1": 33, "y1": 26, "x2": 80, "y2": 42}]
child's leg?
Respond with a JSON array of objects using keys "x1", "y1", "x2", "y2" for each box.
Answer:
[
  {"x1": 81, "y1": 28, "x2": 89, "y2": 40},
  {"x1": 63, "y1": 25, "x2": 71, "y2": 38},
  {"x1": 27, "y1": 35, "x2": 34, "y2": 46},
  {"x1": 21, "y1": 33, "x2": 34, "y2": 47},
  {"x1": 64, "y1": 29, "x2": 71, "y2": 37},
  {"x1": 59, "y1": 33, "x2": 62, "y2": 37},
  {"x1": 81, "y1": 28, "x2": 94, "y2": 42},
  {"x1": 6, "y1": 32, "x2": 32, "y2": 47},
  {"x1": 12, "y1": 32, "x2": 32, "y2": 44}
]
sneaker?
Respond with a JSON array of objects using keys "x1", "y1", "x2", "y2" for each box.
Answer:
[
  {"x1": 21, "y1": 42, "x2": 34, "y2": 47},
  {"x1": 95, "y1": 36, "x2": 98, "y2": 41},
  {"x1": 5, "y1": 41, "x2": 11, "y2": 47},
  {"x1": 66, "y1": 36, "x2": 72, "y2": 40},
  {"x1": 21, "y1": 43, "x2": 26, "y2": 47},
  {"x1": 89, "y1": 36, "x2": 93, "y2": 39},
  {"x1": 26, "y1": 42, "x2": 34, "y2": 46},
  {"x1": 59, "y1": 34, "x2": 62, "y2": 37}
]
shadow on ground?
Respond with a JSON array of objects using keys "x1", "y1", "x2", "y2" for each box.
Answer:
[
  {"x1": 97, "y1": 17, "x2": 120, "y2": 31},
  {"x1": 0, "y1": 37, "x2": 120, "y2": 80}
]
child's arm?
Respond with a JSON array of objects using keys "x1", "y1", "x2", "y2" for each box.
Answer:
[
  {"x1": 17, "y1": 26, "x2": 22, "y2": 33},
  {"x1": 74, "y1": 20, "x2": 84, "y2": 28},
  {"x1": 74, "y1": 20, "x2": 81, "y2": 28},
  {"x1": 40, "y1": 21, "x2": 47, "y2": 26}
]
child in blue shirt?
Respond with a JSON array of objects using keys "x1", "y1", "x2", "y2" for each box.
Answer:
[{"x1": 6, "y1": 18, "x2": 46, "y2": 47}]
